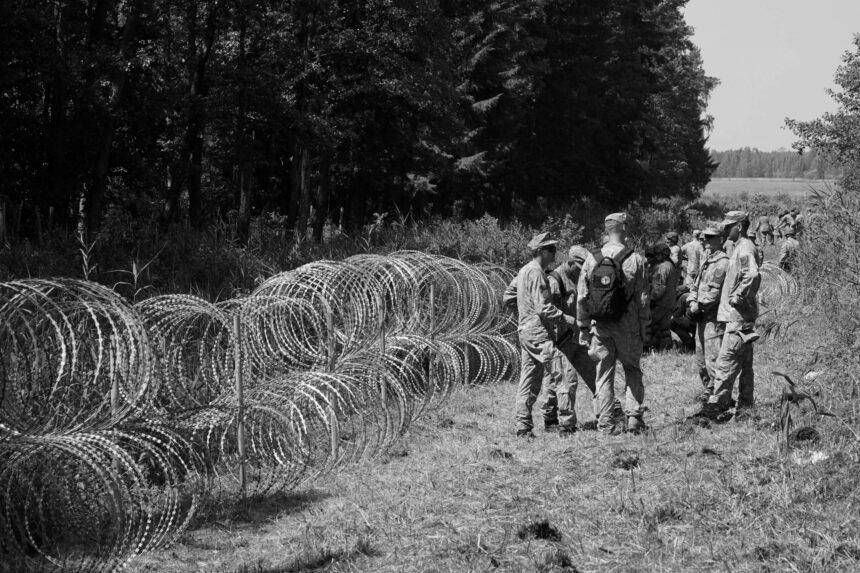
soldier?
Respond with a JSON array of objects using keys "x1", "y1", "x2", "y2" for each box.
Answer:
[
  {"x1": 777, "y1": 209, "x2": 794, "y2": 238},
  {"x1": 778, "y1": 229, "x2": 800, "y2": 272},
  {"x1": 680, "y1": 231, "x2": 704, "y2": 287},
  {"x1": 503, "y1": 233, "x2": 578, "y2": 437},
  {"x1": 792, "y1": 208, "x2": 805, "y2": 237},
  {"x1": 754, "y1": 214, "x2": 774, "y2": 245},
  {"x1": 688, "y1": 226, "x2": 730, "y2": 401},
  {"x1": 577, "y1": 213, "x2": 650, "y2": 434},
  {"x1": 541, "y1": 246, "x2": 599, "y2": 434},
  {"x1": 647, "y1": 243, "x2": 677, "y2": 350},
  {"x1": 698, "y1": 211, "x2": 761, "y2": 419},
  {"x1": 666, "y1": 231, "x2": 681, "y2": 266},
  {"x1": 747, "y1": 227, "x2": 764, "y2": 265},
  {"x1": 670, "y1": 285, "x2": 696, "y2": 352}
]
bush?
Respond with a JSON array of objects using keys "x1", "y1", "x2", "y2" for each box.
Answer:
[{"x1": 772, "y1": 185, "x2": 860, "y2": 425}]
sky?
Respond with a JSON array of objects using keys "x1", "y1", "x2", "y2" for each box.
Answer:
[{"x1": 684, "y1": 0, "x2": 860, "y2": 151}]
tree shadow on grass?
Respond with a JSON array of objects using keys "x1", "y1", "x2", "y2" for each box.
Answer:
[
  {"x1": 235, "y1": 537, "x2": 377, "y2": 573},
  {"x1": 196, "y1": 488, "x2": 331, "y2": 527}
]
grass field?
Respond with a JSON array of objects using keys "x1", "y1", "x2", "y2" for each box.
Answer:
[
  {"x1": 127, "y1": 259, "x2": 860, "y2": 572},
  {"x1": 703, "y1": 178, "x2": 836, "y2": 201}
]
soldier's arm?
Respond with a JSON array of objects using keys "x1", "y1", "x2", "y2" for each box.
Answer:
[
  {"x1": 576, "y1": 256, "x2": 594, "y2": 328},
  {"x1": 731, "y1": 244, "x2": 760, "y2": 302},
  {"x1": 698, "y1": 259, "x2": 728, "y2": 311},
  {"x1": 688, "y1": 272, "x2": 700, "y2": 305}
]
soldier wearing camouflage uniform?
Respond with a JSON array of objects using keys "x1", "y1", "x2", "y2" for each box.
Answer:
[
  {"x1": 646, "y1": 244, "x2": 677, "y2": 350},
  {"x1": 577, "y1": 213, "x2": 650, "y2": 434},
  {"x1": 680, "y1": 231, "x2": 704, "y2": 287},
  {"x1": 688, "y1": 226, "x2": 729, "y2": 401},
  {"x1": 700, "y1": 211, "x2": 761, "y2": 418},
  {"x1": 503, "y1": 233, "x2": 577, "y2": 437},
  {"x1": 541, "y1": 246, "x2": 599, "y2": 434}
]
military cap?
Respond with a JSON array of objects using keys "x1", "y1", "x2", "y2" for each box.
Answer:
[
  {"x1": 527, "y1": 232, "x2": 558, "y2": 250},
  {"x1": 604, "y1": 212, "x2": 627, "y2": 231},
  {"x1": 665, "y1": 231, "x2": 679, "y2": 240},
  {"x1": 721, "y1": 210, "x2": 749, "y2": 226},
  {"x1": 701, "y1": 225, "x2": 723, "y2": 237},
  {"x1": 568, "y1": 245, "x2": 591, "y2": 265},
  {"x1": 692, "y1": 230, "x2": 702, "y2": 239},
  {"x1": 784, "y1": 228, "x2": 796, "y2": 237}
]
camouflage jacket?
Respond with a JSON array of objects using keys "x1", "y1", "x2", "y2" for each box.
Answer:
[
  {"x1": 717, "y1": 237, "x2": 761, "y2": 330},
  {"x1": 690, "y1": 249, "x2": 730, "y2": 321},
  {"x1": 503, "y1": 259, "x2": 565, "y2": 343}
]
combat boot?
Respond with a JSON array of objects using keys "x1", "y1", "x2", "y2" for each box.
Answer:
[{"x1": 627, "y1": 416, "x2": 648, "y2": 434}]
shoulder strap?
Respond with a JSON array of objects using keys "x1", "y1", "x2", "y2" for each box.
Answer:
[
  {"x1": 612, "y1": 247, "x2": 633, "y2": 266},
  {"x1": 591, "y1": 248, "x2": 605, "y2": 263}
]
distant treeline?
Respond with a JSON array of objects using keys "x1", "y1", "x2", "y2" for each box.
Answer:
[{"x1": 710, "y1": 148, "x2": 842, "y2": 179}]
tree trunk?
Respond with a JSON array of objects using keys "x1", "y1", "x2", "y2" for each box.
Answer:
[
  {"x1": 235, "y1": 2, "x2": 253, "y2": 244},
  {"x1": 295, "y1": 147, "x2": 311, "y2": 240},
  {"x1": 312, "y1": 149, "x2": 331, "y2": 242},
  {"x1": 286, "y1": 140, "x2": 303, "y2": 231},
  {"x1": 182, "y1": 0, "x2": 218, "y2": 229},
  {"x1": 165, "y1": 162, "x2": 184, "y2": 224},
  {"x1": 34, "y1": 205, "x2": 43, "y2": 246},
  {"x1": 48, "y1": 0, "x2": 68, "y2": 228},
  {"x1": 0, "y1": 198, "x2": 7, "y2": 244},
  {"x1": 86, "y1": 0, "x2": 142, "y2": 236}
]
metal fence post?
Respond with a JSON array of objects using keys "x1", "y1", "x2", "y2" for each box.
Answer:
[
  {"x1": 326, "y1": 305, "x2": 339, "y2": 460},
  {"x1": 233, "y1": 314, "x2": 246, "y2": 497},
  {"x1": 379, "y1": 293, "x2": 387, "y2": 404},
  {"x1": 428, "y1": 283, "x2": 435, "y2": 395}
]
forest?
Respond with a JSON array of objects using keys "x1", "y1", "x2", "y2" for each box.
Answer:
[
  {"x1": 710, "y1": 147, "x2": 841, "y2": 179},
  {"x1": 1, "y1": 0, "x2": 716, "y2": 246}
]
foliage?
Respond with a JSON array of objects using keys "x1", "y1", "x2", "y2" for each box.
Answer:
[
  {"x1": 787, "y1": 35, "x2": 860, "y2": 189},
  {"x1": 0, "y1": 0, "x2": 716, "y2": 246}
]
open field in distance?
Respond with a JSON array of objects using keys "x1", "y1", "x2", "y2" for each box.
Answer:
[{"x1": 703, "y1": 178, "x2": 836, "y2": 200}]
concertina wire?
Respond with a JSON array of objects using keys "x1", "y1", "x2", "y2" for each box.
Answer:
[{"x1": 0, "y1": 251, "x2": 796, "y2": 571}]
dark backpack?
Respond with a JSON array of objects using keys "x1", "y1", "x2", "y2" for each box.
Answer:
[{"x1": 587, "y1": 247, "x2": 633, "y2": 321}]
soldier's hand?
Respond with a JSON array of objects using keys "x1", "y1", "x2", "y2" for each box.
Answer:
[
  {"x1": 578, "y1": 328, "x2": 591, "y2": 347},
  {"x1": 687, "y1": 302, "x2": 701, "y2": 320}
]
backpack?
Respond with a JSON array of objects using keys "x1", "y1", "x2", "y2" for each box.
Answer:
[{"x1": 587, "y1": 247, "x2": 633, "y2": 321}]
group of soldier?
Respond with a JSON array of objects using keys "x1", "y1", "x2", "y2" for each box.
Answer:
[{"x1": 504, "y1": 207, "x2": 800, "y2": 438}]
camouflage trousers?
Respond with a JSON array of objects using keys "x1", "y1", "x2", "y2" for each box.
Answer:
[
  {"x1": 707, "y1": 330, "x2": 756, "y2": 408},
  {"x1": 591, "y1": 324, "x2": 645, "y2": 431},
  {"x1": 541, "y1": 337, "x2": 598, "y2": 429},
  {"x1": 515, "y1": 338, "x2": 555, "y2": 432},
  {"x1": 695, "y1": 320, "x2": 724, "y2": 395}
]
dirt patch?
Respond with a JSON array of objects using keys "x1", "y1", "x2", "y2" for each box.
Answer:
[
  {"x1": 489, "y1": 448, "x2": 513, "y2": 460},
  {"x1": 610, "y1": 450, "x2": 640, "y2": 471},
  {"x1": 517, "y1": 519, "x2": 562, "y2": 542}
]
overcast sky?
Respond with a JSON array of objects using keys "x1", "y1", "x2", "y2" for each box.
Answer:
[{"x1": 684, "y1": 0, "x2": 860, "y2": 151}]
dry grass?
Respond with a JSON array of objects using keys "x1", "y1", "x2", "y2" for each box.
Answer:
[{"x1": 127, "y1": 338, "x2": 860, "y2": 573}]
